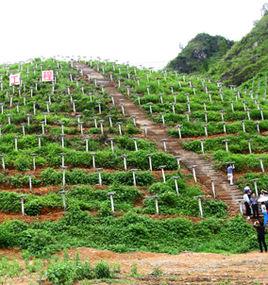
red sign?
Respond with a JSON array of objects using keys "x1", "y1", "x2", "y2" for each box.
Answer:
[
  {"x1": 9, "y1": 74, "x2": 20, "y2": 86},
  {"x1": 42, "y1": 70, "x2": 54, "y2": 82}
]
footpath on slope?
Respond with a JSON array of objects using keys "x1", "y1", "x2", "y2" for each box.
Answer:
[{"x1": 75, "y1": 62, "x2": 242, "y2": 215}]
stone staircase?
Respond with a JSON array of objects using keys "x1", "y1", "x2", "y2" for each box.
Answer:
[{"x1": 75, "y1": 62, "x2": 242, "y2": 215}]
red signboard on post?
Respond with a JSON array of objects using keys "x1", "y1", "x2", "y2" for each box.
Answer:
[
  {"x1": 42, "y1": 70, "x2": 54, "y2": 82},
  {"x1": 9, "y1": 74, "x2": 21, "y2": 86}
]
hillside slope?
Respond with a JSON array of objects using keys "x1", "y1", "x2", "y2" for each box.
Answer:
[
  {"x1": 210, "y1": 13, "x2": 268, "y2": 86},
  {"x1": 167, "y1": 33, "x2": 233, "y2": 74}
]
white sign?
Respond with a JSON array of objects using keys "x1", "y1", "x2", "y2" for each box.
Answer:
[
  {"x1": 42, "y1": 70, "x2": 54, "y2": 82},
  {"x1": 9, "y1": 73, "x2": 21, "y2": 86}
]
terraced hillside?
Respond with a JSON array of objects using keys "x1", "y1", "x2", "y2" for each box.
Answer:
[
  {"x1": 0, "y1": 58, "x2": 259, "y2": 284},
  {"x1": 0, "y1": 58, "x2": 229, "y2": 220},
  {"x1": 90, "y1": 60, "x2": 268, "y2": 206}
]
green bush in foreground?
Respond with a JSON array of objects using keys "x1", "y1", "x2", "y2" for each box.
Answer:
[
  {"x1": 94, "y1": 261, "x2": 111, "y2": 279},
  {"x1": 46, "y1": 256, "x2": 111, "y2": 285},
  {"x1": 0, "y1": 210, "x2": 256, "y2": 257},
  {"x1": 47, "y1": 261, "x2": 76, "y2": 285}
]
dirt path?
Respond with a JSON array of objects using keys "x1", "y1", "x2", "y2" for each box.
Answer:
[
  {"x1": 75, "y1": 63, "x2": 242, "y2": 215},
  {"x1": 69, "y1": 248, "x2": 268, "y2": 284},
  {"x1": 3, "y1": 248, "x2": 268, "y2": 284}
]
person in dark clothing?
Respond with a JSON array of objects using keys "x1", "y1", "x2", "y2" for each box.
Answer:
[
  {"x1": 243, "y1": 189, "x2": 251, "y2": 219},
  {"x1": 254, "y1": 220, "x2": 267, "y2": 253},
  {"x1": 250, "y1": 193, "x2": 259, "y2": 219}
]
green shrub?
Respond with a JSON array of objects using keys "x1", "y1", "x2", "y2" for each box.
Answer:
[
  {"x1": 94, "y1": 261, "x2": 111, "y2": 279},
  {"x1": 149, "y1": 182, "x2": 173, "y2": 194},
  {"x1": 18, "y1": 229, "x2": 57, "y2": 257},
  {"x1": 0, "y1": 220, "x2": 27, "y2": 248},
  {"x1": 25, "y1": 200, "x2": 42, "y2": 216},
  {"x1": 75, "y1": 259, "x2": 93, "y2": 280},
  {"x1": 203, "y1": 199, "x2": 228, "y2": 218},
  {"x1": 99, "y1": 202, "x2": 113, "y2": 217},
  {"x1": 0, "y1": 257, "x2": 21, "y2": 278},
  {"x1": 0, "y1": 192, "x2": 20, "y2": 213},
  {"x1": 47, "y1": 261, "x2": 76, "y2": 285}
]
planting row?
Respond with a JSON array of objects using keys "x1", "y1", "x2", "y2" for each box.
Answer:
[
  {"x1": 0, "y1": 147, "x2": 176, "y2": 171},
  {"x1": 0, "y1": 179, "x2": 226, "y2": 218}
]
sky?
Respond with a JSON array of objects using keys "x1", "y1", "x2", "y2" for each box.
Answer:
[{"x1": 0, "y1": 0, "x2": 265, "y2": 69}]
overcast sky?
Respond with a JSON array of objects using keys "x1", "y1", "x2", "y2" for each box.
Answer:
[{"x1": 0, "y1": 0, "x2": 265, "y2": 68}]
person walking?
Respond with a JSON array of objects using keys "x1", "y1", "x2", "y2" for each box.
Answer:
[
  {"x1": 250, "y1": 193, "x2": 259, "y2": 219},
  {"x1": 254, "y1": 220, "x2": 267, "y2": 253},
  {"x1": 226, "y1": 164, "x2": 235, "y2": 185},
  {"x1": 243, "y1": 189, "x2": 251, "y2": 219}
]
